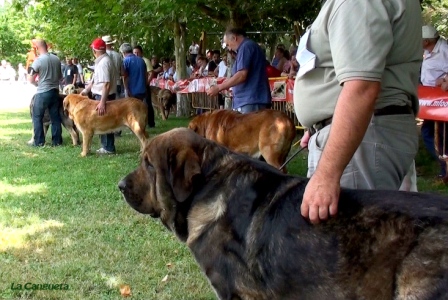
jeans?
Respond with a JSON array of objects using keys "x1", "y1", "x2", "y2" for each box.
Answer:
[
  {"x1": 144, "y1": 85, "x2": 155, "y2": 127},
  {"x1": 234, "y1": 103, "x2": 271, "y2": 114},
  {"x1": 421, "y1": 120, "x2": 447, "y2": 176},
  {"x1": 32, "y1": 89, "x2": 62, "y2": 146},
  {"x1": 93, "y1": 94, "x2": 116, "y2": 152}
]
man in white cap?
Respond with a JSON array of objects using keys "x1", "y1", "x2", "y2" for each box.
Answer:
[
  {"x1": 422, "y1": 25, "x2": 448, "y2": 86},
  {"x1": 102, "y1": 35, "x2": 123, "y2": 99},
  {"x1": 421, "y1": 24, "x2": 448, "y2": 179}
]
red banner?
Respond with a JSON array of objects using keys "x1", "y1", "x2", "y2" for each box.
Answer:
[{"x1": 417, "y1": 85, "x2": 448, "y2": 122}]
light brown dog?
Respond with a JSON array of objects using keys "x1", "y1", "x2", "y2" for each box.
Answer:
[
  {"x1": 63, "y1": 94, "x2": 148, "y2": 156},
  {"x1": 188, "y1": 109, "x2": 296, "y2": 171}
]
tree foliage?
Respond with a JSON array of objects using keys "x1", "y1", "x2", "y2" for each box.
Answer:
[
  {"x1": 0, "y1": 3, "x2": 35, "y2": 66},
  {"x1": 10, "y1": 0, "x2": 320, "y2": 62}
]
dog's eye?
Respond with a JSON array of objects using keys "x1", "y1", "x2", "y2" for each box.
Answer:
[{"x1": 144, "y1": 157, "x2": 154, "y2": 169}]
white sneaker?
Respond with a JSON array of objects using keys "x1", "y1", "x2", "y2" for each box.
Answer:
[{"x1": 96, "y1": 148, "x2": 115, "y2": 154}]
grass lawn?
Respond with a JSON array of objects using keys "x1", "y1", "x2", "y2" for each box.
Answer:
[{"x1": 0, "y1": 107, "x2": 447, "y2": 299}]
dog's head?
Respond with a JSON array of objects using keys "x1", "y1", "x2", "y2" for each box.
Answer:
[
  {"x1": 158, "y1": 89, "x2": 176, "y2": 110},
  {"x1": 63, "y1": 84, "x2": 78, "y2": 95},
  {"x1": 187, "y1": 111, "x2": 213, "y2": 136},
  {"x1": 63, "y1": 94, "x2": 88, "y2": 118},
  {"x1": 118, "y1": 128, "x2": 214, "y2": 241}
]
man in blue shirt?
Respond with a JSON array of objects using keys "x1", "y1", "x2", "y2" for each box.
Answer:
[
  {"x1": 207, "y1": 28, "x2": 271, "y2": 113},
  {"x1": 119, "y1": 43, "x2": 147, "y2": 100}
]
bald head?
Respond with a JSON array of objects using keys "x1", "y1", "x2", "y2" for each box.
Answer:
[{"x1": 35, "y1": 39, "x2": 48, "y2": 54}]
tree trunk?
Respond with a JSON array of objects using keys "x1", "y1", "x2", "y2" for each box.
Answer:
[{"x1": 174, "y1": 19, "x2": 190, "y2": 117}]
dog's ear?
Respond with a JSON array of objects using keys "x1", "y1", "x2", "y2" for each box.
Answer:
[
  {"x1": 169, "y1": 149, "x2": 202, "y2": 203},
  {"x1": 63, "y1": 97, "x2": 70, "y2": 114},
  {"x1": 188, "y1": 123, "x2": 198, "y2": 133}
]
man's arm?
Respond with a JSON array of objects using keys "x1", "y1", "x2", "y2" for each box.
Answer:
[
  {"x1": 27, "y1": 71, "x2": 38, "y2": 86},
  {"x1": 301, "y1": 79, "x2": 380, "y2": 224},
  {"x1": 122, "y1": 71, "x2": 130, "y2": 97},
  {"x1": 96, "y1": 81, "x2": 110, "y2": 116},
  {"x1": 206, "y1": 69, "x2": 248, "y2": 96}
]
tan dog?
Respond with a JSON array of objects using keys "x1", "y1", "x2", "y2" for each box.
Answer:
[
  {"x1": 63, "y1": 94, "x2": 148, "y2": 156},
  {"x1": 119, "y1": 128, "x2": 448, "y2": 300},
  {"x1": 188, "y1": 109, "x2": 296, "y2": 172},
  {"x1": 149, "y1": 86, "x2": 176, "y2": 120},
  {"x1": 62, "y1": 84, "x2": 77, "y2": 95}
]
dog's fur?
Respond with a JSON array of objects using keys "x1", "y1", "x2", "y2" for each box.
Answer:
[
  {"x1": 188, "y1": 109, "x2": 296, "y2": 171},
  {"x1": 119, "y1": 128, "x2": 448, "y2": 300},
  {"x1": 150, "y1": 86, "x2": 176, "y2": 120},
  {"x1": 63, "y1": 94, "x2": 148, "y2": 156},
  {"x1": 28, "y1": 93, "x2": 80, "y2": 146}
]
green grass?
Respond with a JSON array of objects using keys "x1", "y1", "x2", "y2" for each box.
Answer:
[{"x1": 0, "y1": 108, "x2": 446, "y2": 300}]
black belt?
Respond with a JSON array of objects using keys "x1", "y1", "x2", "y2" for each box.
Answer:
[
  {"x1": 92, "y1": 93, "x2": 116, "y2": 100},
  {"x1": 309, "y1": 105, "x2": 413, "y2": 135}
]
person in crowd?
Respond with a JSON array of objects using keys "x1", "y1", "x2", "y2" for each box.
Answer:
[
  {"x1": 133, "y1": 45, "x2": 153, "y2": 83},
  {"x1": 102, "y1": 35, "x2": 123, "y2": 98},
  {"x1": 168, "y1": 58, "x2": 177, "y2": 81},
  {"x1": 273, "y1": 46, "x2": 288, "y2": 72},
  {"x1": 191, "y1": 55, "x2": 209, "y2": 78},
  {"x1": 185, "y1": 59, "x2": 193, "y2": 77},
  {"x1": 18, "y1": 63, "x2": 27, "y2": 83},
  {"x1": 281, "y1": 47, "x2": 298, "y2": 78},
  {"x1": 63, "y1": 57, "x2": 78, "y2": 87},
  {"x1": 132, "y1": 45, "x2": 155, "y2": 127},
  {"x1": 0, "y1": 60, "x2": 10, "y2": 83},
  {"x1": 148, "y1": 55, "x2": 162, "y2": 83},
  {"x1": 80, "y1": 38, "x2": 117, "y2": 154},
  {"x1": 206, "y1": 50, "x2": 213, "y2": 61},
  {"x1": 120, "y1": 43, "x2": 147, "y2": 100},
  {"x1": 421, "y1": 24, "x2": 448, "y2": 179},
  {"x1": 266, "y1": 60, "x2": 282, "y2": 78},
  {"x1": 207, "y1": 28, "x2": 271, "y2": 113},
  {"x1": 271, "y1": 43, "x2": 285, "y2": 68},
  {"x1": 294, "y1": 0, "x2": 421, "y2": 224},
  {"x1": 27, "y1": 39, "x2": 63, "y2": 147},
  {"x1": 73, "y1": 58, "x2": 85, "y2": 88},
  {"x1": 189, "y1": 40, "x2": 200, "y2": 66},
  {"x1": 215, "y1": 51, "x2": 228, "y2": 78},
  {"x1": 158, "y1": 58, "x2": 172, "y2": 80}
]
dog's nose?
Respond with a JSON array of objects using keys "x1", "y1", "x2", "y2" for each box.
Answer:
[{"x1": 118, "y1": 180, "x2": 127, "y2": 192}]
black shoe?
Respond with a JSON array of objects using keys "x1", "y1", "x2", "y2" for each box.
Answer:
[{"x1": 114, "y1": 131, "x2": 122, "y2": 137}]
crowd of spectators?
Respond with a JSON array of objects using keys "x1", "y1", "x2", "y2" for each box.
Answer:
[{"x1": 0, "y1": 60, "x2": 27, "y2": 84}]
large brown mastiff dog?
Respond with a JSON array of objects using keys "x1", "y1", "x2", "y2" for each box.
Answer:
[
  {"x1": 119, "y1": 128, "x2": 448, "y2": 300},
  {"x1": 63, "y1": 94, "x2": 148, "y2": 156},
  {"x1": 188, "y1": 109, "x2": 296, "y2": 172}
]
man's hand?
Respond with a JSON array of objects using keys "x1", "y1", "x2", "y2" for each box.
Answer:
[
  {"x1": 207, "y1": 85, "x2": 220, "y2": 97},
  {"x1": 96, "y1": 101, "x2": 106, "y2": 116},
  {"x1": 300, "y1": 130, "x2": 311, "y2": 148},
  {"x1": 80, "y1": 89, "x2": 89, "y2": 96},
  {"x1": 301, "y1": 171, "x2": 340, "y2": 224}
]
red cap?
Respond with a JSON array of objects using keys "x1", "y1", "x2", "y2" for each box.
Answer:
[{"x1": 90, "y1": 38, "x2": 106, "y2": 51}]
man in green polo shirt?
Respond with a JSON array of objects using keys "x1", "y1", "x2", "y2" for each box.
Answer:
[{"x1": 294, "y1": 0, "x2": 422, "y2": 224}]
